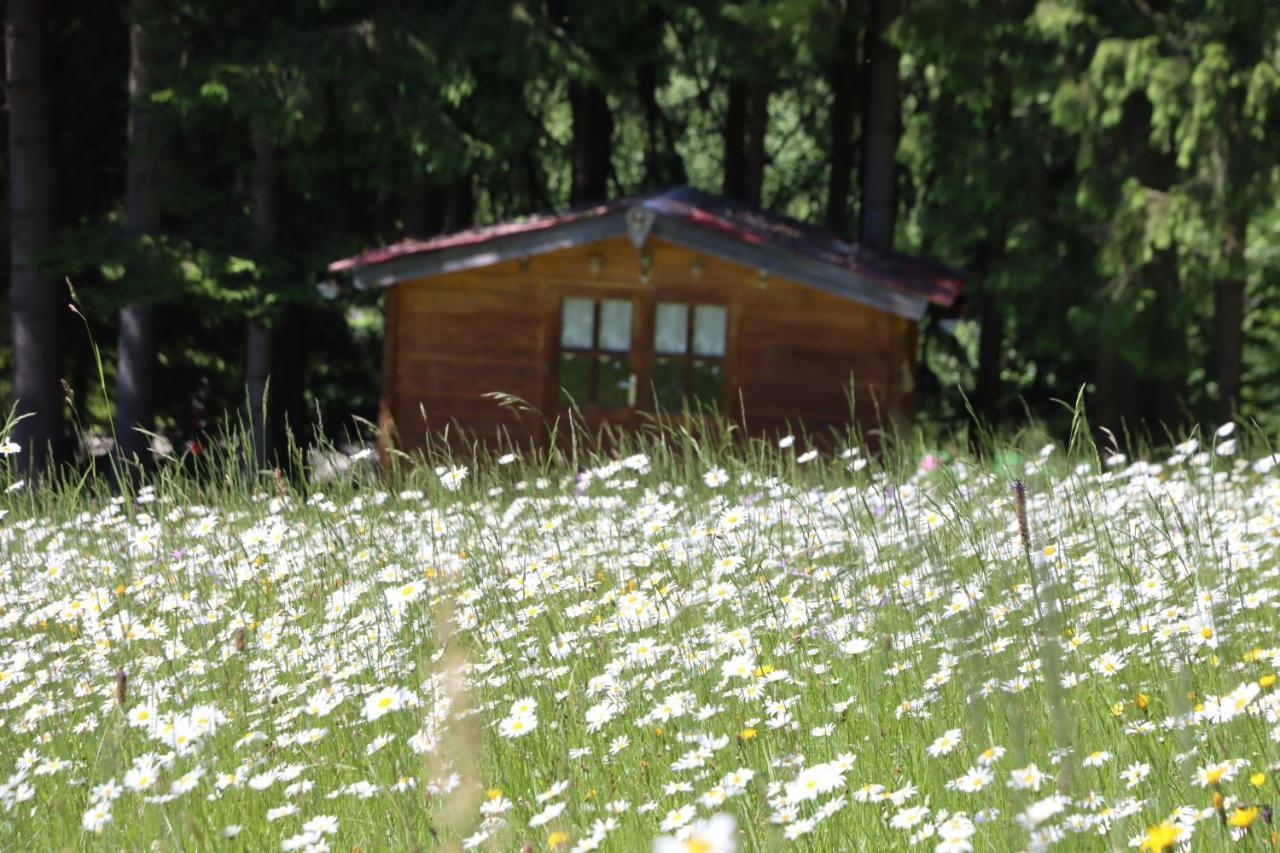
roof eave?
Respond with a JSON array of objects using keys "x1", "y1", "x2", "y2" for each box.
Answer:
[
  {"x1": 647, "y1": 215, "x2": 929, "y2": 320},
  {"x1": 349, "y1": 210, "x2": 630, "y2": 290},
  {"x1": 345, "y1": 203, "x2": 931, "y2": 320}
]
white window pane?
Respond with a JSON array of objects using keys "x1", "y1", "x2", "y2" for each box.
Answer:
[
  {"x1": 654, "y1": 302, "x2": 689, "y2": 355},
  {"x1": 560, "y1": 297, "x2": 595, "y2": 349},
  {"x1": 692, "y1": 304, "x2": 727, "y2": 356},
  {"x1": 598, "y1": 299, "x2": 633, "y2": 352}
]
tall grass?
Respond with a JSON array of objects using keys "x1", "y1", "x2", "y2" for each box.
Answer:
[{"x1": 0, "y1": 404, "x2": 1276, "y2": 851}]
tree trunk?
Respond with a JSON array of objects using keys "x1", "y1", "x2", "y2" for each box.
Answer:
[
  {"x1": 274, "y1": 305, "x2": 310, "y2": 458},
  {"x1": 825, "y1": 4, "x2": 858, "y2": 234},
  {"x1": 723, "y1": 79, "x2": 747, "y2": 201},
  {"x1": 404, "y1": 178, "x2": 442, "y2": 239},
  {"x1": 247, "y1": 129, "x2": 280, "y2": 469},
  {"x1": 859, "y1": 0, "x2": 900, "y2": 249},
  {"x1": 976, "y1": 296, "x2": 1002, "y2": 425},
  {"x1": 743, "y1": 82, "x2": 768, "y2": 208},
  {"x1": 405, "y1": 176, "x2": 471, "y2": 238},
  {"x1": 723, "y1": 78, "x2": 768, "y2": 207},
  {"x1": 246, "y1": 315, "x2": 273, "y2": 468},
  {"x1": 637, "y1": 16, "x2": 686, "y2": 190},
  {"x1": 442, "y1": 176, "x2": 473, "y2": 231},
  {"x1": 1093, "y1": 347, "x2": 1137, "y2": 444},
  {"x1": 6, "y1": 0, "x2": 63, "y2": 473},
  {"x1": 1214, "y1": 212, "x2": 1246, "y2": 423},
  {"x1": 114, "y1": 0, "x2": 161, "y2": 463},
  {"x1": 569, "y1": 81, "x2": 611, "y2": 205}
]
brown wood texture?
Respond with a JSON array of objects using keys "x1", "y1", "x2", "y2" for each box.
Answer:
[{"x1": 385, "y1": 235, "x2": 910, "y2": 449}]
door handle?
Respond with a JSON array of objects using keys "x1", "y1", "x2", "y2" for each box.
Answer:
[{"x1": 627, "y1": 373, "x2": 637, "y2": 407}]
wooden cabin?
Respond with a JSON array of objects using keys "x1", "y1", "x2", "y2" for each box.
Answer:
[{"x1": 328, "y1": 187, "x2": 963, "y2": 450}]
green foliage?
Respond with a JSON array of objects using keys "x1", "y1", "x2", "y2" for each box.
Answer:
[{"x1": 7, "y1": 0, "x2": 1280, "y2": 454}]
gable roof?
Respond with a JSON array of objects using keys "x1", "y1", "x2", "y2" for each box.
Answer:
[{"x1": 328, "y1": 187, "x2": 964, "y2": 320}]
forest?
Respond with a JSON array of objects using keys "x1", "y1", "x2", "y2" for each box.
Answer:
[{"x1": 6, "y1": 0, "x2": 1280, "y2": 474}]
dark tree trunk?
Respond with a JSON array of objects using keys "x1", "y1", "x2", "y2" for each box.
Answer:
[
  {"x1": 723, "y1": 78, "x2": 768, "y2": 206},
  {"x1": 976, "y1": 296, "x2": 1002, "y2": 425},
  {"x1": 1143, "y1": 248, "x2": 1184, "y2": 433},
  {"x1": 442, "y1": 176, "x2": 473, "y2": 231},
  {"x1": 114, "y1": 0, "x2": 160, "y2": 463},
  {"x1": 825, "y1": 4, "x2": 859, "y2": 234},
  {"x1": 723, "y1": 79, "x2": 747, "y2": 201},
  {"x1": 246, "y1": 129, "x2": 280, "y2": 469},
  {"x1": 404, "y1": 179, "x2": 442, "y2": 239},
  {"x1": 1215, "y1": 213, "x2": 1246, "y2": 423},
  {"x1": 859, "y1": 0, "x2": 899, "y2": 249},
  {"x1": 637, "y1": 15, "x2": 686, "y2": 190},
  {"x1": 569, "y1": 81, "x2": 611, "y2": 204},
  {"x1": 274, "y1": 306, "x2": 310, "y2": 456},
  {"x1": 405, "y1": 176, "x2": 472, "y2": 238},
  {"x1": 6, "y1": 0, "x2": 63, "y2": 473},
  {"x1": 743, "y1": 83, "x2": 768, "y2": 208},
  {"x1": 638, "y1": 58, "x2": 661, "y2": 188},
  {"x1": 1094, "y1": 348, "x2": 1137, "y2": 443}
]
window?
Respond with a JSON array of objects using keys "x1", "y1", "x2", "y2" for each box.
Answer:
[
  {"x1": 652, "y1": 302, "x2": 727, "y2": 411},
  {"x1": 557, "y1": 297, "x2": 634, "y2": 408}
]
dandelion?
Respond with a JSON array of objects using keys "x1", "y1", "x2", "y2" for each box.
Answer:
[{"x1": 1137, "y1": 822, "x2": 1182, "y2": 851}]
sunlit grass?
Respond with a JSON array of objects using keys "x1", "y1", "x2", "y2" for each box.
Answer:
[{"x1": 0, "y1": 413, "x2": 1278, "y2": 851}]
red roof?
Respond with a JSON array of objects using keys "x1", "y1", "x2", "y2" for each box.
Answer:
[{"x1": 329, "y1": 187, "x2": 963, "y2": 310}]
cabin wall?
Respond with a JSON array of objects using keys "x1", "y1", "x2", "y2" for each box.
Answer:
[
  {"x1": 381, "y1": 235, "x2": 914, "y2": 451},
  {"x1": 383, "y1": 266, "x2": 551, "y2": 449}
]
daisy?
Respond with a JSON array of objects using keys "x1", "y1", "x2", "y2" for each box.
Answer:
[
  {"x1": 362, "y1": 687, "x2": 408, "y2": 721},
  {"x1": 1007, "y1": 764, "x2": 1046, "y2": 791},
  {"x1": 499, "y1": 713, "x2": 537, "y2": 738},
  {"x1": 949, "y1": 767, "x2": 993, "y2": 793},
  {"x1": 659, "y1": 805, "x2": 697, "y2": 832},
  {"x1": 1120, "y1": 761, "x2": 1151, "y2": 788},
  {"x1": 384, "y1": 581, "x2": 424, "y2": 607},
  {"x1": 1082, "y1": 750, "x2": 1112, "y2": 768},
  {"x1": 928, "y1": 728, "x2": 962, "y2": 757},
  {"x1": 81, "y1": 803, "x2": 112, "y2": 832}
]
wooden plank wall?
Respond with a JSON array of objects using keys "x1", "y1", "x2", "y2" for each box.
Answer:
[{"x1": 385, "y1": 235, "x2": 910, "y2": 451}]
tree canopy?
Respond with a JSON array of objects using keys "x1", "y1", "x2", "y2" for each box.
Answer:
[{"x1": 5, "y1": 0, "x2": 1280, "y2": 472}]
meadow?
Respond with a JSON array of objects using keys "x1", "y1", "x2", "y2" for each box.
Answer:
[{"x1": 0, "y1": 416, "x2": 1278, "y2": 852}]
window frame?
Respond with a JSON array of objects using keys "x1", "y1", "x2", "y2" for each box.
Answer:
[
  {"x1": 554, "y1": 294, "x2": 636, "y2": 409},
  {"x1": 651, "y1": 300, "x2": 728, "y2": 412}
]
